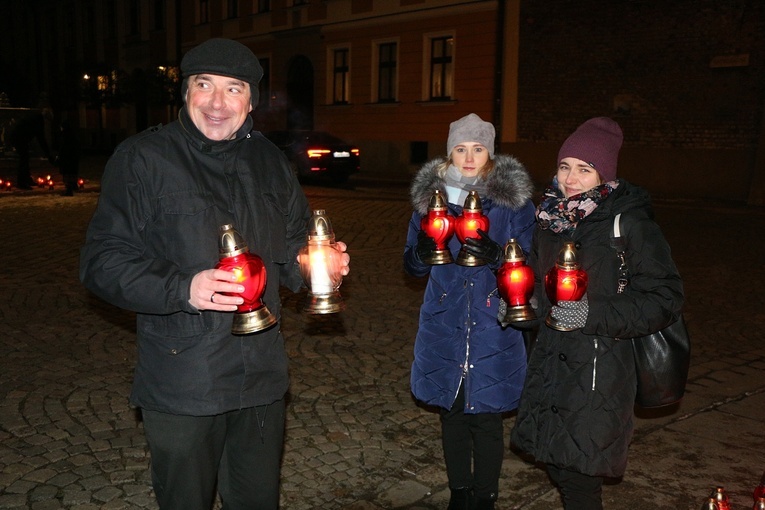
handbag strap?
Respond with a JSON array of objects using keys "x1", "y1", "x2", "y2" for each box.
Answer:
[{"x1": 610, "y1": 213, "x2": 630, "y2": 294}]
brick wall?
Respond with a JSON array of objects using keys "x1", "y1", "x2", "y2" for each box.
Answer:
[{"x1": 517, "y1": 0, "x2": 764, "y2": 149}]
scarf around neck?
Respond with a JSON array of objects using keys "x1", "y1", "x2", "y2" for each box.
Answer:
[
  {"x1": 537, "y1": 178, "x2": 619, "y2": 233},
  {"x1": 444, "y1": 164, "x2": 489, "y2": 206}
]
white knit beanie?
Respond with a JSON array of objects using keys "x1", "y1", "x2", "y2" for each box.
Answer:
[{"x1": 446, "y1": 113, "x2": 496, "y2": 159}]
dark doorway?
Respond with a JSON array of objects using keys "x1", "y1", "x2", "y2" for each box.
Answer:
[{"x1": 285, "y1": 55, "x2": 314, "y2": 131}]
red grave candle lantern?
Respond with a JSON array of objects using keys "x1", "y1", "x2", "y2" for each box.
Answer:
[
  {"x1": 753, "y1": 473, "x2": 765, "y2": 503},
  {"x1": 699, "y1": 499, "x2": 719, "y2": 510},
  {"x1": 709, "y1": 487, "x2": 730, "y2": 510},
  {"x1": 497, "y1": 239, "x2": 536, "y2": 323},
  {"x1": 544, "y1": 241, "x2": 588, "y2": 331},
  {"x1": 454, "y1": 191, "x2": 490, "y2": 266},
  {"x1": 215, "y1": 224, "x2": 277, "y2": 335},
  {"x1": 419, "y1": 190, "x2": 455, "y2": 265}
]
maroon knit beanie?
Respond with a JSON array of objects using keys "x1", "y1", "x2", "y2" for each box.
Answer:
[{"x1": 557, "y1": 117, "x2": 623, "y2": 182}]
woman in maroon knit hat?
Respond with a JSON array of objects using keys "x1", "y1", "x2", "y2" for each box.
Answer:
[{"x1": 510, "y1": 117, "x2": 685, "y2": 509}]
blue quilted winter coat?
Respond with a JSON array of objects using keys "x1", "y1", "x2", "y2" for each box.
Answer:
[{"x1": 404, "y1": 155, "x2": 536, "y2": 413}]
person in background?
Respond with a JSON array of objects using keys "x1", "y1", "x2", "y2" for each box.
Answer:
[
  {"x1": 510, "y1": 117, "x2": 684, "y2": 509},
  {"x1": 80, "y1": 38, "x2": 349, "y2": 510},
  {"x1": 8, "y1": 108, "x2": 54, "y2": 189},
  {"x1": 55, "y1": 118, "x2": 80, "y2": 196},
  {"x1": 404, "y1": 113, "x2": 536, "y2": 510}
]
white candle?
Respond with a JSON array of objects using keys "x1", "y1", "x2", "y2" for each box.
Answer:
[{"x1": 309, "y1": 245, "x2": 333, "y2": 295}]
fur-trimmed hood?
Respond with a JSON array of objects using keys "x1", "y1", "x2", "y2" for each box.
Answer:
[{"x1": 410, "y1": 154, "x2": 534, "y2": 215}]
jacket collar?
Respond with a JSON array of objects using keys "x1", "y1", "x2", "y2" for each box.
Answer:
[
  {"x1": 177, "y1": 107, "x2": 253, "y2": 154},
  {"x1": 409, "y1": 154, "x2": 534, "y2": 215}
]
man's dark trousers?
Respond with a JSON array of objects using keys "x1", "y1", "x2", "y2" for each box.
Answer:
[{"x1": 142, "y1": 399, "x2": 285, "y2": 510}]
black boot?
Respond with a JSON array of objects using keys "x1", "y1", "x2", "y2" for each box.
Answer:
[
  {"x1": 447, "y1": 487, "x2": 472, "y2": 510},
  {"x1": 471, "y1": 495, "x2": 496, "y2": 510}
]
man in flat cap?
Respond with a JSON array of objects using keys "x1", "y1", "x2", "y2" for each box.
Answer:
[{"x1": 80, "y1": 38, "x2": 349, "y2": 509}]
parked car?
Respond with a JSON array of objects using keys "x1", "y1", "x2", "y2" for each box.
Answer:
[{"x1": 264, "y1": 130, "x2": 360, "y2": 183}]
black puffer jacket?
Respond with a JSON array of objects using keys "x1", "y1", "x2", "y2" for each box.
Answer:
[
  {"x1": 510, "y1": 180, "x2": 684, "y2": 478},
  {"x1": 80, "y1": 108, "x2": 311, "y2": 416}
]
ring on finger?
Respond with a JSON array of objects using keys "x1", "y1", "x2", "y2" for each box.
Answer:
[{"x1": 210, "y1": 292, "x2": 216, "y2": 303}]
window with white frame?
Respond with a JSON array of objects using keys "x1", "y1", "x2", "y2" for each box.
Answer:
[
  {"x1": 373, "y1": 40, "x2": 398, "y2": 103},
  {"x1": 426, "y1": 34, "x2": 454, "y2": 101},
  {"x1": 330, "y1": 47, "x2": 350, "y2": 104}
]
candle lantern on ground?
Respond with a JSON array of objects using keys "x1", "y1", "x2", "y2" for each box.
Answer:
[
  {"x1": 753, "y1": 472, "x2": 765, "y2": 502},
  {"x1": 419, "y1": 190, "x2": 455, "y2": 264},
  {"x1": 455, "y1": 191, "x2": 489, "y2": 266},
  {"x1": 544, "y1": 241, "x2": 588, "y2": 331},
  {"x1": 496, "y1": 238, "x2": 536, "y2": 323},
  {"x1": 215, "y1": 224, "x2": 277, "y2": 334},
  {"x1": 709, "y1": 487, "x2": 731, "y2": 510},
  {"x1": 299, "y1": 209, "x2": 346, "y2": 314},
  {"x1": 700, "y1": 499, "x2": 720, "y2": 510}
]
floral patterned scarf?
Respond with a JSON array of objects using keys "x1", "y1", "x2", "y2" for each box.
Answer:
[{"x1": 536, "y1": 178, "x2": 619, "y2": 233}]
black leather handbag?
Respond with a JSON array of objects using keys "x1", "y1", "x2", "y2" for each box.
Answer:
[{"x1": 612, "y1": 214, "x2": 691, "y2": 408}]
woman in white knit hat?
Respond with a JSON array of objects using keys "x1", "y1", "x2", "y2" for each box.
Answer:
[{"x1": 404, "y1": 113, "x2": 536, "y2": 510}]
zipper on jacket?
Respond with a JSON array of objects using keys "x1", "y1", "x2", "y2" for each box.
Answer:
[
  {"x1": 591, "y1": 338, "x2": 598, "y2": 391},
  {"x1": 486, "y1": 287, "x2": 498, "y2": 307},
  {"x1": 429, "y1": 278, "x2": 448, "y2": 304},
  {"x1": 463, "y1": 278, "x2": 472, "y2": 379}
]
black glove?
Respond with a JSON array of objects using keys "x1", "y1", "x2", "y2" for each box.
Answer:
[
  {"x1": 415, "y1": 231, "x2": 438, "y2": 262},
  {"x1": 463, "y1": 229, "x2": 502, "y2": 265}
]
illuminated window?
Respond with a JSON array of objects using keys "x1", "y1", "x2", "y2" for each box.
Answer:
[{"x1": 97, "y1": 75, "x2": 109, "y2": 92}]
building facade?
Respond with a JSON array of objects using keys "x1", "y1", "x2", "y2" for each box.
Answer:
[{"x1": 1, "y1": 0, "x2": 762, "y2": 203}]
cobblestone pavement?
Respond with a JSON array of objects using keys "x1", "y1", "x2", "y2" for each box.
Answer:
[{"x1": 1, "y1": 172, "x2": 765, "y2": 510}]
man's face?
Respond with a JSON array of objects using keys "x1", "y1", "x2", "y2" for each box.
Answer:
[{"x1": 185, "y1": 73, "x2": 252, "y2": 141}]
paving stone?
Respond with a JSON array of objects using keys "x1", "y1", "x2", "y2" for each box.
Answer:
[
  {"x1": 47, "y1": 472, "x2": 79, "y2": 488},
  {"x1": 92, "y1": 486, "x2": 123, "y2": 503},
  {"x1": 29, "y1": 485, "x2": 59, "y2": 502},
  {"x1": 1, "y1": 182, "x2": 765, "y2": 509},
  {"x1": 30, "y1": 501, "x2": 64, "y2": 510},
  {"x1": 22, "y1": 468, "x2": 57, "y2": 484}
]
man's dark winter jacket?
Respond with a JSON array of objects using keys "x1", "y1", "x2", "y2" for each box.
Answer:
[
  {"x1": 404, "y1": 155, "x2": 536, "y2": 414},
  {"x1": 80, "y1": 108, "x2": 311, "y2": 416},
  {"x1": 510, "y1": 180, "x2": 684, "y2": 478}
]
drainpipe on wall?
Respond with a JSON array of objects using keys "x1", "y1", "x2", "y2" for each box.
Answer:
[
  {"x1": 493, "y1": 0, "x2": 506, "y2": 152},
  {"x1": 748, "y1": 102, "x2": 765, "y2": 206}
]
